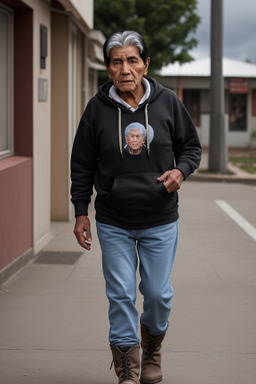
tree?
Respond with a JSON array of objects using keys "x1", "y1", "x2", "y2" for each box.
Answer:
[{"x1": 94, "y1": 0, "x2": 200, "y2": 75}]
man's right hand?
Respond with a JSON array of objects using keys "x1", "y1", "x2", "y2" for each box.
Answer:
[{"x1": 73, "y1": 215, "x2": 92, "y2": 250}]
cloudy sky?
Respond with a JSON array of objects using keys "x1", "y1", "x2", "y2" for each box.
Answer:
[{"x1": 190, "y1": 0, "x2": 256, "y2": 63}]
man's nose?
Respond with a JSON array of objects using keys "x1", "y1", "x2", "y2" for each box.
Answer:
[{"x1": 121, "y1": 61, "x2": 130, "y2": 73}]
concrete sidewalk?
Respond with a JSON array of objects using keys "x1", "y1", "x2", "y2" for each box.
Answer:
[{"x1": 1, "y1": 180, "x2": 256, "y2": 384}]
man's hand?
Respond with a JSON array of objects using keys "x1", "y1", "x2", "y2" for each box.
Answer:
[
  {"x1": 157, "y1": 169, "x2": 184, "y2": 193},
  {"x1": 73, "y1": 215, "x2": 92, "y2": 250}
]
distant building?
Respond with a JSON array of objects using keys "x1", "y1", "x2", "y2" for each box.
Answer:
[
  {"x1": 0, "y1": 0, "x2": 105, "y2": 286},
  {"x1": 159, "y1": 57, "x2": 256, "y2": 148}
]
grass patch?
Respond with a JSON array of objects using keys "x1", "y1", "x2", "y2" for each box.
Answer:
[
  {"x1": 198, "y1": 168, "x2": 234, "y2": 175},
  {"x1": 229, "y1": 154, "x2": 256, "y2": 174}
]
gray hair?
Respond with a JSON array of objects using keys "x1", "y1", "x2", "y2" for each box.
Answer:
[
  {"x1": 125, "y1": 122, "x2": 147, "y2": 138},
  {"x1": 103, "y1": 31, "x2": 149, "y2": 66}
]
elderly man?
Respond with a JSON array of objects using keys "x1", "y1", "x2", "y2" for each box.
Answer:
[{"x1": 71, "y1": 31, "x2": 201, "y2": 384}]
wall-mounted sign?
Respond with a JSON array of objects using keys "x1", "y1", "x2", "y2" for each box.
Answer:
[
  {"x1": 229, "y1": 78, "x2": 248, "y2": 94},
  {"x1": 38, "y1": 78, "x2": 48, "y2": 101}
]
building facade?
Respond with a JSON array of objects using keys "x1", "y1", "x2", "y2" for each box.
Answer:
[
  {"x1": 159, "y1": 57, "x2": 256, "y2": 148},
  {"x1": 0, "y1": 0, "x2": 104, "y2": 286}
]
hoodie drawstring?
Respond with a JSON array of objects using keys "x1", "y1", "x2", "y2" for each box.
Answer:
[
  {"x1": 145, "y1": 103, "x2": 150, "y2": 157},
  {"x1": 117, "y1": 107, "x2": 123, "y2": 158}
]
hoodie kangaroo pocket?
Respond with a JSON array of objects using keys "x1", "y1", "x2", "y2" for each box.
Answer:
[{"x1": 104, "y1": 173, "x2": 175, "y2": 217}]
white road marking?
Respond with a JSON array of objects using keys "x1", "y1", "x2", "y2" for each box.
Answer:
[{"x1": 216, "y1": 200, "x2": 256, "y2": 242}]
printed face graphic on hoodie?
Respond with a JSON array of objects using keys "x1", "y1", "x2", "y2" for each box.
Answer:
[
  {"x1": 125, "y1": 128, "x2": 146, "y2": 155},
  {"x1": 106, "y1": 46, "x2": 150, "y2": 99},
  {"x1": 124, "y1": 122, "x2": 154, "y2": 155}
]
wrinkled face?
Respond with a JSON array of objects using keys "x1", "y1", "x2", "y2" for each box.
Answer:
[
  {"x1": 106, "y1": 46, "x2": 150, "y2": 96},
  {"x1": 125, "y1": 128, "x2": 146, "y2": 154}
]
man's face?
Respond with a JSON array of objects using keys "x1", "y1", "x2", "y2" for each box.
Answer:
[
  {"x1": 106, "y1": 46, "x2": 150, "y2": 96},
  {"x1": 125, "y1": 128, "x2": 146, "y2": 155}
]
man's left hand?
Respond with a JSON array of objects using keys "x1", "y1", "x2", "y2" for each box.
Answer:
[{"x1": 157, "y1": 169, "x2": 184, "y2": 193}]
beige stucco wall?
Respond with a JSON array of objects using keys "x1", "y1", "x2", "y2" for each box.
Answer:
[
  {"x1": 51, "y1": 15, "x2": 86, "y2": 221},
  {"x1": 51, "y1": 13, "x2": 69, "y2": 221},
  {"x1": 23, "y1": 0, "x2": 52, "y2": 253},
  {"x1": 59, "y1": 0, "x2": 93, "y2": 30},
  {"x1": 76, "y1": 28, "x2": 84, "y2": 124},
  {"x1": 20, "y1": 0, "x2": 95, "y2": 249},
  {"x1": 70, "y1": 0, "x2": 93, "y2": 29},
  {"x1": 15, "y1": 0, "x2": 96, "y2": 248}
]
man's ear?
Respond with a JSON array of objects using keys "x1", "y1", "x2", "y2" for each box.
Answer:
[{"x1": 144, "y1": 57, "x2": 150, "y2": 76}]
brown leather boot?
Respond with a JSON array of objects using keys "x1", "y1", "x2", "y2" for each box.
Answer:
[
  {"x1": 140, "y1": 325, "x2": 166, "y2": 384},
  {"x1": 111, "y1": 345, "x2": 140, "y2": 384}
]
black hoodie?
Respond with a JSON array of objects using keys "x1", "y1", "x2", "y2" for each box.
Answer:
[{"x1": 70, "y1": 77, "x2": 201, "y2": 229}]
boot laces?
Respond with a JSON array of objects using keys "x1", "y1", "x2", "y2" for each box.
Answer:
[
  {"x1": 121, "y1": 353, "x2": 132, "y2": 379},
  {"x1": 109, "y1": 353, "x2": 133, "y2": 380},
  {"x1": 145, "y1": 340, "x2": 157, "y2": 362}
]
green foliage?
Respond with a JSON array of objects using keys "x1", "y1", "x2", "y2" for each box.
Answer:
[
  {"x1": 94, "y1": 0, "x2": 200, "y2": 74},
  {"x1": 229, "y1": 155, "x2": 256, "y2": 174}
]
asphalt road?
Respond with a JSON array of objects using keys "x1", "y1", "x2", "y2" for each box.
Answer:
[{"x1": 0, "y1": 181, "x2": 256, "y2": 384}]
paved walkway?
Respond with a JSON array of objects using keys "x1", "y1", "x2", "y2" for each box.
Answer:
[{"x1": 1, "y1": 170, "x2": 256, "y2": 383}]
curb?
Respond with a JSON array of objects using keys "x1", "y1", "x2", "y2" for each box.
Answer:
[{"x1": 189, "y1": 174, "x2": 256, "y2": 185}]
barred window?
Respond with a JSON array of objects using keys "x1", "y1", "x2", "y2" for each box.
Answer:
[
  {"x1": 183, "y1": 90, "x2": 200, "y2": 127},
  {"x1": 229, "y1": 94, "x2": 247, "y2": 132}
]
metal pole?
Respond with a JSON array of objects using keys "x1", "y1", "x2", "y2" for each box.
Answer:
[{"x1": 209, "y1": 0, "x2": 227, "y2": 173}]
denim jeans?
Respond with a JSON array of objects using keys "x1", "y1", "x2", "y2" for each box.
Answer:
[{"x1": 96, "y1": 221, "x2": 178, "y2": 346}]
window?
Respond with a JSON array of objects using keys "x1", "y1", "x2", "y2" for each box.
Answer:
[
  {"x1": 183, "y1": 90, "x2": 200, "y2": 126},
  {"x1": 252, "y1": 90, "x2": 256, "y2": 117},
  {"x1": 0, "y1": 5, "x2": 13, "y2": 159},
  {"x1": 229, "y1": 94, "x2": 247, "y2": 132}
]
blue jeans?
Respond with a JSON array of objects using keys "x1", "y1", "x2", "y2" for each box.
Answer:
[{"x1": 96, "y1": 221, "x2": 178, "y2": 346}]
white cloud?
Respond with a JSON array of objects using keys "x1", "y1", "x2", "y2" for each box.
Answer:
[{"x1": 190, "y1": 0, "x2": 256, "y2": 63}]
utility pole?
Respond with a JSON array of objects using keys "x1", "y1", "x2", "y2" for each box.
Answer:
[{"x1": 209, "y1": 0, "x2": 227, "y2": 173}]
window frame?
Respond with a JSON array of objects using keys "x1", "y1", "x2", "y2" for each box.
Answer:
[
  {"x1": 252, "y1": 90, "x2": 256, "y2": 117},
  {"x1": 0, "y1": 4, "x2": 13, "y2": 160}
]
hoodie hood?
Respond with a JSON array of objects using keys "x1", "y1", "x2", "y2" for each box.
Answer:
[
  {"x1": 96, "y1": 77, "x2": 165, "y2": 157},
  {"x1": 97, "y1": 76, "x2": 165, "y2": 106}
]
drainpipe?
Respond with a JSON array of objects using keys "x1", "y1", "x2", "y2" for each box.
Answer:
[
  {"x1": 209, "y1": 0, "x2": 227, "y2": 173},
  {"x1": 178, "y1": 76, "x2": 183, "y2": 102}
]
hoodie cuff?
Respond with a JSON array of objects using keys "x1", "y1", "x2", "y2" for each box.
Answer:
[
  {"x1": 174, "y1": 162, "x2": 193, "y2": 181},
  {"x1": 73, "y1": 200, "x2": 89, "y2": 218}
]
